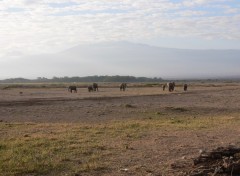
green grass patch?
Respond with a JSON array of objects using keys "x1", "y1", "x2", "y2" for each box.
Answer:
[{"x1": 0, "y1": 114, "x2": 239, "y2": 175}]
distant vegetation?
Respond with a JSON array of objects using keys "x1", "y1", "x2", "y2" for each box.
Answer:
[
  {"x1": 0, "y1": 75, "x2": 163, "y2": 83},
  {"x1": 1, "y1": 76, "x2": 240, "y2": 84}
]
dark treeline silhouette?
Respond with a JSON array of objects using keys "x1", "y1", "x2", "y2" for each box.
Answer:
[{"x1": 0, "y1": 75, "x2": 163, "y2": 83}]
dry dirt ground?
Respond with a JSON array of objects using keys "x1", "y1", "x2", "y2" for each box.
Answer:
[{"x1": 0, "y1": 83, "x2": 240, "y2": 175}]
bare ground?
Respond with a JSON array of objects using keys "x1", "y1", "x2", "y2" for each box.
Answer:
[{"x1": 0, "y1": 83, "x2": 240, "y2": 175}]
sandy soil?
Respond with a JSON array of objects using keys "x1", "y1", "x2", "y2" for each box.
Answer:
[
  {"x1": 0, "y1": 83, "x2": 240, "y2": 175},
  {"x1": 0, "y1": 84, "x2": 239, "y2": 123}
]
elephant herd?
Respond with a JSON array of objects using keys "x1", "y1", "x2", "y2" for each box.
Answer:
[
  {"x1": 68, "y1": 83, "x2": 127, "y2": 93},
  {"x1": 68, "y1": 83, "x2": 99, "y2": 93},
  {"x1": 68, "y1": 82, "x2": 188, "y2": 93},
  {"x1": 162, "y1": 82, "x2": 188, "y2": 92},
  {"x1": 88, "y1": 83, "x2": 98, "y2": 92}
]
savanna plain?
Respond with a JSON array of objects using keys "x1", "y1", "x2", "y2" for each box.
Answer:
[{"x1": 0, "y1": 82, "x2": 240, "y2": 176}]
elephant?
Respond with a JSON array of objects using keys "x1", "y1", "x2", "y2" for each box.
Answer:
[
  {"x1": 172, "y1": 82, "x2": 176, "y2": 90},
  {"x1": 92, "y1": 83, "x2": 98, "y2": 91},
  {"x1": 120, "y1": 83, "x2": 127, "y2": 91},
  {"x1": 162, "y1": 84, "x2": 166, "y2": 91},
  {"x1": 68, "y1": 86, "x2": 77, "y2": 93},
  {"x1": 168, "y1": 82, "x2": 175, "y2": 92},
  {"x1": 88, "y1": 85, "x2": 94, "y2": 92},
  {"x1": 184, "y1": 84, "x2": 188, "y2": 91}
]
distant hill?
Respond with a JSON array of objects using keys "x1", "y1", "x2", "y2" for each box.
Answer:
[
  {"x1": 0, "y1": 75, "x2": 163, "y2": 83},
  {"x1": 1, "y1": 41, "x2": 240, "y2": 79}
]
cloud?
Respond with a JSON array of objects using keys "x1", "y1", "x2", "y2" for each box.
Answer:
[{"x1": 0, "y1": 0, "x2": 239, "y2": 58}]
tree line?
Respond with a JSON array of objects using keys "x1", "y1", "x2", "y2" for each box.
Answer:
[{"x1": 0, "y1": 75, "x2": 163, "y2": 83}]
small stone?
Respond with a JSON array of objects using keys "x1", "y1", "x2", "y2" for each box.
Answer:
[
  {"x1": 120, "y1": 168, "x2": 129, "y2": 172},
  {"x1": 199, "y1": 149, "x2": 205, "y2": 154}
]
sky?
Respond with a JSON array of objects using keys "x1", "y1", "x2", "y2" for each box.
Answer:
[{"x1": 0, "y1": 0, "x2": 240, "y2": 79}]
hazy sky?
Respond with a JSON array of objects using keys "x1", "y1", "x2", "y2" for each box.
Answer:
[
  {"x1": 0, "y1": 0, "x2": 240, "y2": 79},
  {"x1": 1, "y1": 0, "x2": 240, "y2": 58}
]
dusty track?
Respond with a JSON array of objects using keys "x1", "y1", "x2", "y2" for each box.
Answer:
[{"x1": 0, "y1": 85, "x2": 240, "y2": 123}]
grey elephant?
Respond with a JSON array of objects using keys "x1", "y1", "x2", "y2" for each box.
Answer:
[
  {"x1": 168, "y1": 82, "x2": 175, "y2": 92},
  {"x1": 184, "y1": 84, "x2": 188, "y2": 91},
  {"x1": 120, "y1": 83, "x2": 127, "y2": 91},
  {"x1": 88, "y1": 85, "x2": 94, "y2": 92},
  {"x1": 92, "y1": 83, "x2": 98, "y2": 91},
  {"x1": 68, "y1": 86, "x2": 77, "y2": 93},
  {"x1": 162, "y1": 84, "x2": 166, "y2": 91}
]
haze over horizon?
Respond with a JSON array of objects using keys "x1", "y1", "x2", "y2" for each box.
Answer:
[
  {"x1": 1, "y1": 41, "x2": 240, "y2": 80},
  {"x1": 0, "y1": 0, "x2": 240, "y2": 79}
]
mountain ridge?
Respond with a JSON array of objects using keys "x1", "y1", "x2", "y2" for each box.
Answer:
[{"x1": 0, "y1": 41, "x2": 240, "y2": 79}]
